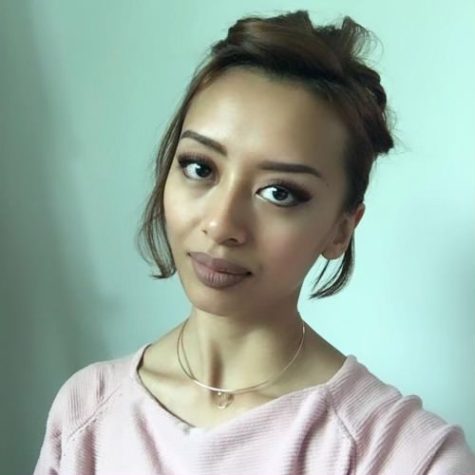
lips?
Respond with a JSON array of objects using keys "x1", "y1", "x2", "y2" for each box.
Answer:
[{"x1": 188, "y1": 252, "x2": 251, "y2": 275}]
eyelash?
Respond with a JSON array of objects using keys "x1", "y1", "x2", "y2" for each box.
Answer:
[{"x1": 175, "y1": 153, "x2": 312, "y2": 208}]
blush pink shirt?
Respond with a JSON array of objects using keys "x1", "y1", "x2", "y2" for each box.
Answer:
[{"x1": 33, "y1": 343, "x2": 475, "y2": 475}]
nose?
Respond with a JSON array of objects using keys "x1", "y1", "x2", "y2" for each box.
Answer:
[{"x1": 201, "y1": 180, "x2": 250, "y2": 245}]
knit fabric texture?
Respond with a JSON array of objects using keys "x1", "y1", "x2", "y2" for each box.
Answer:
[{"x1": 33, "y1": 343, "x2": 475, "y2": 475}]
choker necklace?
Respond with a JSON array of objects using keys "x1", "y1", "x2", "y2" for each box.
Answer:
[{"x1": 176, "y1": 316, "x2": 306, "y2": 409}]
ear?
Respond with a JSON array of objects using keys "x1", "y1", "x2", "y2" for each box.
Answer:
[{"x1": 322, "y1": 202, "x2": 365, "y2": 260}]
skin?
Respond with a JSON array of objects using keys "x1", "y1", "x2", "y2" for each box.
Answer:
[{"x1": 138, "y1": 66, "x2": 365, "y2": 427}]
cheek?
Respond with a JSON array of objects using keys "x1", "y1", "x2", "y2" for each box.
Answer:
[
  {"x1": 163, "y1": 177, "x2": 188, "y2": 231},
  {"x1": 163, "y1": 181, "x2": 183, "y2": 244},
  {"x1": 265, "y1": 228, "x2": 321, "y2": 277}
]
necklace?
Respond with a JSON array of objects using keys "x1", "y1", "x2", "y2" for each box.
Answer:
[{"x1": 176, "y1": 316, "x2": 306, "y2": 409}]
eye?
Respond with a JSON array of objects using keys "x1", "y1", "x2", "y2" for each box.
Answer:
[
  {"x1": 177, "y1": 154, "x2": 214, "y2": 180},
  {"x1": 176, "y1": 153, "x2": 312, "y2": 208},
  {"x1": 259, "y1": 180, "x2": 311, "y2": 207}
]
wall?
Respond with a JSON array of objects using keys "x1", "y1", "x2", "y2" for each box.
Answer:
[{"x1": 0, "y1": 1, "x2": 473, "y2": 473}]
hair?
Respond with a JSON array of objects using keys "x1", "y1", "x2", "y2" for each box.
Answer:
[{"x1": 135, "y1": 9, "x2": 396, "y2": 299}]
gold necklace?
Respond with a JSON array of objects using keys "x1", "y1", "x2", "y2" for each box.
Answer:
[{"x1": 176, "y1": 317, "x2": 306, "y2": 409}]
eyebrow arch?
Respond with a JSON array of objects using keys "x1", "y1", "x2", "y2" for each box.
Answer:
[{"x1": 180, "y1": 129, "x2": 328, "y2": 185}]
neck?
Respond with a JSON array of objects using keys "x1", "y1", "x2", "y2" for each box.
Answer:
[{"x1": 179, "y1": 307, "x2": 306, "y2": 393}]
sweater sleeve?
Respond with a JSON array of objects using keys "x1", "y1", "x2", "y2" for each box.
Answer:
[
  {"x1": 420, "y1": 425, "x2": 475, "y2": 475},
  {"x1": 32, "y1": 357, "x2": 127, "y2": 475},
  {"x1": 353, "y1": 393, "x2": 475, "y2": 475},
  {"x1": 32, "y1": 383, "x2": 65, "y2": 475}
]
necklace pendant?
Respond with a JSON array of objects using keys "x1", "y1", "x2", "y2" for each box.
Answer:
[{"x1": 215, "y1": 391, "x2": 234, "y2": 409}]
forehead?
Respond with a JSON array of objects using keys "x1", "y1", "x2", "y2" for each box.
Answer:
[{"x1": 181, "y1": 68, "x2": 348, "y2": 178}]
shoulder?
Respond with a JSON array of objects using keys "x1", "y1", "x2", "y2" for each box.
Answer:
[
  {"x1": 324, "y1": 356, "x2": 475, "y2": 474},
  {"x1": 44, "y1": 346, "x2": 141, "y2": 444}
]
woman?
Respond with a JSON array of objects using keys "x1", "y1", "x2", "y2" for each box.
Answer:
[{"x1": 33, "y1": 9, "x2": 475, "y2": 475}]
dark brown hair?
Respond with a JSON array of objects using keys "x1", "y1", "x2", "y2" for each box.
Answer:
[{"x1": 135, "y1": 10, "x2": 395, "y2": 299}]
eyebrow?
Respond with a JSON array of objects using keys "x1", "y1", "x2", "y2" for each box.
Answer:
[{"x1": 180, "y1": 129, "x2": 327, "y2": 185}]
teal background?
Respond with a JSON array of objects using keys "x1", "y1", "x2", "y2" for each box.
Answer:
[{"x1": 1, "y1": 1, "x2": 474, "y2": 474}]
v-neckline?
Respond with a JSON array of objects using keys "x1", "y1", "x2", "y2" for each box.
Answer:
[{"x1": 130, "y1": 342, "x2": 357, "y2": 436}]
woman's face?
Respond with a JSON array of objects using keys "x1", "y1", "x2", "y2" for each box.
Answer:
[{"x1": 163, "y1": 67, "x2": 364, "y2": 317}]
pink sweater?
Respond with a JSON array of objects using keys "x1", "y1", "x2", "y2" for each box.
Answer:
[{"x1": 33, "y1": 342, "x2": 475, "y2": 475}]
